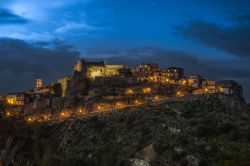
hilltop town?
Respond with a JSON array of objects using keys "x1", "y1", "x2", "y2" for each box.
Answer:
[
  {"x1": 0, "y1": 59, "x2": 245, "y2": 122},
  {"x1": 0, "y1": 59, "x2": 250, "y2": 166}
]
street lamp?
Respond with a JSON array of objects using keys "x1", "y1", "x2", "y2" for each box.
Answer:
[
  {"x1": 143, "y1": 87, "x2": 151, "y2": 94},
  {"x1": 127, "y1": 89, "x2": 133, "y2": 95},
  {"x1": 97, "y1": 106, "x2": 102, "y2": 111},
  {"x1": 205, "y1": 88, "x2": 209, "y2": 93}
]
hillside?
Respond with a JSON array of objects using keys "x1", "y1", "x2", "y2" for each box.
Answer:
[{"x1": 0, "y1": 96, "x2": 250, "y2": 166}]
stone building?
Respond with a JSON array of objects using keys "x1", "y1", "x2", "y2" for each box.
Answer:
[
  {"x1": 150, "y1": 70, "x2": 169, "y2": 83},
  {"x1": 148, "y1": 67, "x2": 184, "y2": 83},
  {"x1": 202, "y1": 80, "x2": 216, "y2": 93},
  {"x1": 68, "y1": 59, "x2": 125, "y2": 97},
  {"x1": 74, "y1": 59, "x2": 124, "y2": 80},
  {"x1": 132, "y1": 63, "x2": 160, "y2": 78},
  {"x1": 216, "y1": 80, "x2": 243, "y2": 96},
  {"x1": 163, "y1": 67, "x2": 184, "y2": 80},
  {"x1": 187, "y1": 74, "x2": 202, "y2": 88},
  {"x1": 6, "y1": 93, "x2": 28, "y2": 106}
]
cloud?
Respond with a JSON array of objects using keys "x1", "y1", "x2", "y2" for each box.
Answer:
[
  {"x1": 176, "y1": 20, "x2": 250, "y2": 58},
  {"x1": 55, "y1": 22, "x2": 96, "y2": 34},
  {"x1": 0, "y1": 0, "x2": 97, "y2": 41},
  {"x1": 0, "y1": 31, "x2": 54, "y2": 41},
  {"x1": 0, "y1": 38, "x2": 80, "y2": 94},
  {"x1": 0, "y1": 8, "x2": 28, "y2": 24},
  {"x1": 6, "y1": 0, "x2": 86, "y2": 21}
]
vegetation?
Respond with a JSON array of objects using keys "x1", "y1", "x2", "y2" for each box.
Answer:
[{"x1": 0, "y1": 97, "x2": 249, "y2": 166}]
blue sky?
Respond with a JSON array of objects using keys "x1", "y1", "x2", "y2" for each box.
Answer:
[
  {"x1": 0, "y1": 0, "x2": 250, "y2": 100},
  {"x1": 0, "y1": 0, "x2": 235, "y2": 56}
]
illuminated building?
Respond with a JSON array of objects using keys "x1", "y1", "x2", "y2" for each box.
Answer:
[
  {"x1": 105, "y1": 65, "x2": 125, "y2": 76},
  {"x1": 187, "y1": 74, "x2": 202, "y2": 88},
  {"x1": 36, "y1": 79, "x2": 43, "y2": 89},
  {"x1": 151, "y1": 71, "x2": 166, "y2": 83},
  {"x1": 145, "y1": 67, "x2": 184, "y2": 83},
  {"x1": 202, "y1": 80, "x2": 216, "y2": 93},
  {"x1": 6, "y1": 93, "x2": 26, "y2": 106},
  {"x1": 73, "y1": 59, "x2": 124, "y2": 80},
  {"x1": 132, "y1": 63, "x2": 160, "y2": 78}
]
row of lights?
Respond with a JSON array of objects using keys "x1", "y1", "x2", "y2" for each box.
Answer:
[
  {"x1": 7, "y1": 94, "x2": 164, "y2": 123},
  {"x1": 127, "y1": 87, "x2": 152, "y2": 94}
]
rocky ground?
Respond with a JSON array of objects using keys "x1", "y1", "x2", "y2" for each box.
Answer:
[{"x1": 1, "y1": 96, "x2": 250, "y2": 166}]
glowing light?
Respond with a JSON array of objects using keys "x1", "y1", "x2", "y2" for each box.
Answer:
[
  {"x1": 7, "y1": 98, "x2": 15, "y2": 105},
  {"x1": 143, "y1": 87, "x2": 151, "y2": 94},
  {"x1": 90, "y1": 71, "x2": 101, "y2": 79},
  {"x1": 6, "y1": 112, "x2": 10, "y2": 116},
  {"x1": 116, "y1": 102, "x2": 120, "y2": 106},
  {"x1": 28, "y1": 117, "x2": 32, "y2": 122},
  {"x1": 177, "y1": 91, "x2": 181, "y2": 96},
  {"x1": 205, "y1": 88, "x2": 208, "y2": 93},
  {"x1": 182, "y1": 80, "x2": 186, "y2": 85},
  {"x1": 127, "y1": 89, "x2": 133, "y2": 94},
  {"x1": 61, "y1": 112, "x2": 65, "y2": 116},
  {"x1": 154, "y1": 96, "x2": 159, "y2": 100}
]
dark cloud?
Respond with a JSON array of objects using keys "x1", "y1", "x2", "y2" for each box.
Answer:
[
  {"x1": 0, "y1": 8, "x2": 28, "y2": 24},
  {"x1": 176, "y1": 20, "x2": 250, "y2": 58},
  {"x1": 0, "y1": 38, "x2": 80, "y2": 94},
  {"x1": 177, "y1": 0, "x2": 250, "y2": 58},
  {"x1": 89, "y1": 47, "x2": 250, "y2": 101}
]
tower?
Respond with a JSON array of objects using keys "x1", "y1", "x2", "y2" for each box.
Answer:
[
  {"x1": 36, "y1": 79, "x2": 43, "y2": 89},
  {"x1": 74, "y1": 60, "x2": 84, "y2": 74}
]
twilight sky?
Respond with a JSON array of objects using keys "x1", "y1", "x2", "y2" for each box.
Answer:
[{"x1": 0, "y1": 0, "x2": 250, "y2": 101}]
